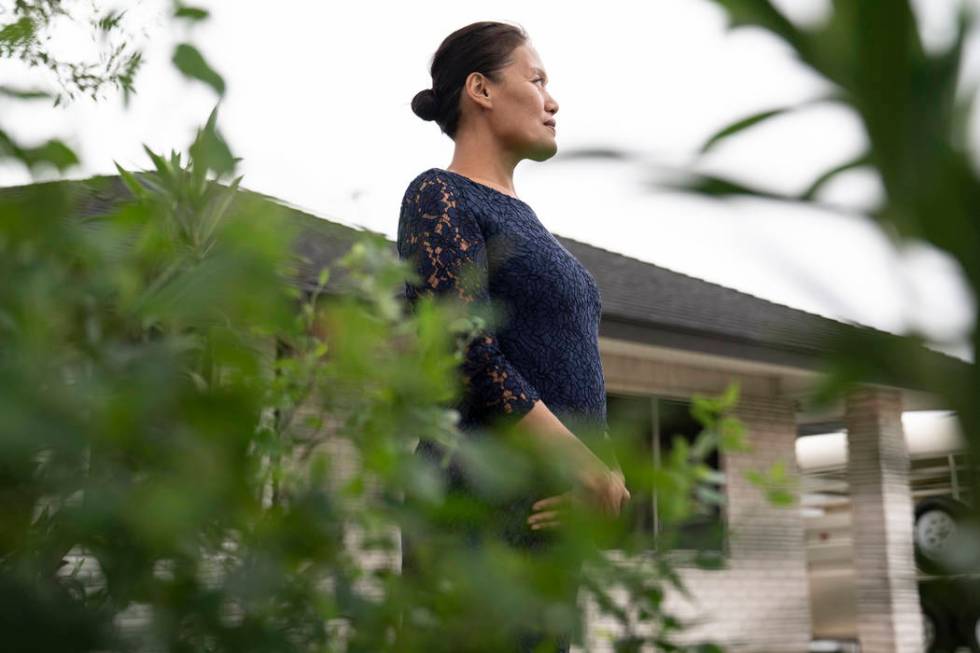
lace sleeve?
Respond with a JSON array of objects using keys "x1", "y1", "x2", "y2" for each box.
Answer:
[{"x1": 397, "y1": 172, "x2": 541, "y2": 422}]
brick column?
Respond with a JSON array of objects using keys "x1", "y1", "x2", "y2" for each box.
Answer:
[
  {"x1": 634, "y1": 395, "x2": 813, "y2": 653},
  {"x1": 845, "y1": 385, "x2": 923, "y2": 653}
]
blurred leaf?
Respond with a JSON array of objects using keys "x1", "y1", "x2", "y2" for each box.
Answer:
[
  {"x1": 0, "y1": 85, "x2": 50, "y2": 100},
  {"x1": 718, "y1": 416, "x2": 749, "y2": 453},
  {"x1": 22, "y1": 140, "x2": 79, "y2": 172},
  {"x1": 712, "y1": 0, "x2": 810, "y2": 56},
  {"x1": 172, "y1": 43, "x2": 225, "y2": 96},
  {"x1": 698, "y1": 103, "x2": 841, "y2": 154},
  {"x1": 188, "y1": 105, "x2": 237, "y2": 176},
  {"x1": 0, "y1": 16, "x2": 37, "y2": 47},
  {"x1": 95, "y1": 10, "x2": 125, "y2": 32},
  {"x1": 113, "y1": 161, "x2": 149, "y2": 201},
  {"x1": 745, "y1": 460, "x2": 797, "y2": 507},
  {"x1": 662, "y1": 171, "x2": 798, "y2": 203},
  {"x1": 174, "y1": 4, "x2": 210, "y2": 21},
  {"x1": 554, "y1": 146, "x2": 640, "y2": 162},
  {"x1": 799, "y1": 152, "x2": 871, "y2": 201},
  {"x1": 0, "y1": 129, "x2": 79, "y2": 172}
]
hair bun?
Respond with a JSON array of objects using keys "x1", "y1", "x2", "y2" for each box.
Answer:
[{"x1": 411, "y1": 88, "x2": 439, "y2": 121}]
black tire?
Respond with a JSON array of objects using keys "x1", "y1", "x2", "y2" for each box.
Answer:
[
  {"x1": 914, "y1": 497, "x2": 973, "y2": 575},
  {"x1": 959, "y1": 608, "x2": 980, "y2": 653},
  {"x1": 923, "y1": 603, "x2": 956, "y2": 653}
]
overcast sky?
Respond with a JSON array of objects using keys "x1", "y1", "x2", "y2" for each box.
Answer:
[{"x1": 2, "y1": 0, "x2": 976, "y2": 363}]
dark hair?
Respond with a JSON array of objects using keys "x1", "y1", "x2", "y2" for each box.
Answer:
[{"x1": 411, "y1": 21, "x2": 529, "y2": 140}]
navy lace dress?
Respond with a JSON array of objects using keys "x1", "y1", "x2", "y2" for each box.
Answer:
[
  {"x1": 397, "y1": 167, "x2": 606, "y2": 652},
  {"x1": 396, "y1": 167, "x2": 608, "y2": 547}
]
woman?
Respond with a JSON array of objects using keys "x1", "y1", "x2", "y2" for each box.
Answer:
[{"x1": 397, "y1": 20, "x2": 630, "y2": 652}]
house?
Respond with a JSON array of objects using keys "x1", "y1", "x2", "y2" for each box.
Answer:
[{"x1": 11, "y1": 174, "x2": 970, "y2": 653}]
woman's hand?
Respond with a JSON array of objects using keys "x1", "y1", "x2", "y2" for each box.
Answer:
[
  {"x1": 578, "y1": 464, "x2": 631, "y2": 519},
  {"x1": 527, "y1": 468, "x2": 631, "y2": 531},
  {"x1": 527, "y1": 491, "x2": 576, "y2": 531}
]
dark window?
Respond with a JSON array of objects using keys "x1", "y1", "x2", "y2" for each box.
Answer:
[
  {"x1": 606, "y1": 393, "x2": 656, "y2": 536},
  {"x1": 605, "y1": 392, "x2": 725, "y2": 554}
]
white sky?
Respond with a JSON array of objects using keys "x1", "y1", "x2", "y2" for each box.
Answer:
[{"x1": 1, "y1": 0, "x2": 976, "y2": 362}]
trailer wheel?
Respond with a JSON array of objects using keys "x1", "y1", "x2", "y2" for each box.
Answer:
[
  {"x1": 914, "y1": 497, "x2": 976, "y2": 575},
  {"x1": 923, "y1": 604, "x2": 955, "y2": 653},
  {"x1": 924, "y1": 609, "x2": 936, "y2": 650},
  {"x1": 960, "y1": 608, "x2": 980, "y2": 653}
]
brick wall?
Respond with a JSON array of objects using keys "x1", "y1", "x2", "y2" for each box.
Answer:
[
  {"x1": 583, "y1": 390, "x2": 810, "y2": 653},
  {"x1": 582, "y1": 353, "x2": 813, "y2": 653}
]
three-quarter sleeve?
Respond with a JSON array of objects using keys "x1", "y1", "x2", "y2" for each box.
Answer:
[{"x1": 397, "y1": 172, "x2": 540, "y2": 422}]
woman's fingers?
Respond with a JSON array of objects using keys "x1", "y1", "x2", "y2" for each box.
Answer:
[
  {"x1": 527, "y1": 481, "x2": 631, "y2": 529},
  {"x1": 531, "y1": 493, "x2": 569, "y2": 511},
  {"x1": 528, "y1": 509, "x2": 562, "y2": 530},
  {"x1": 527, "y1": 509, "x2": 560, "y2": 525}
]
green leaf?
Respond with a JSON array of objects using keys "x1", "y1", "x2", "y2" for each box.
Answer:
[
  {"x1": 0, "y1": 16, "x2": 36, "y2": 47},
  {"x1": 691, "y1": 550, "x2": 727, "y2": 572},
  {"x1": 712, "y1": 0, "x2": 811, "y2": 60},
  {"x1": 768, "y1": 460, "x2": 787, "y2": 482},
  {"x1": 799, "y1": 152, "x2": 872, "y2": 201},
  {"x1": 172, "y1": 43, "x2": 225, "y2": 96},
  {"x1": 188, "y1": 105, "x2": 236, "y2": 175},
  {"x1": 0, "y1": 85, "x2": 51, "y2": 100},
  {"x1": 96, "y1": 10, "x2": 126, "y2": 32},
  {"x1": 718, "y1": 416, "x2": 749, "y2": 453},
  {"x1": 690, "y1": 429, "x2": 718, "y2": 462},
  {"x1": 663, "y1": 171, "x2": 797, "y2": 203},
  {"x1": 113, "y1": 161, "x2": 149, "y2": 201},
  {"x1": 718, "y1": 381, "x2": 740, "y2": 410},
  {"x1": 695, "y1": 642, "x2": 725, "y2": 653},
  {"x1": 142, "y1": 144, "x2": 173, "y2": 181},
  {"x1": 767, "y1": 488, "x2": 796, "y2": 506},
  {"x1": 700, "y1": 107, "x2": 791, "y2": 154},
  {"x1": 21, "y1": 139, "x2": 79, "y2": 172},
  {"x1": 689, "y1": 394, "x2": 717, "y2": 429},
  {"x1": 174, "y1": 5, "x2": 210, "y2": 21},
  {"x1": 697, "y1": 468, "x2": 726, "y2": 486}
]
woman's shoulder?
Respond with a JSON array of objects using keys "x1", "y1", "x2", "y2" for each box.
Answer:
[
  {"x1": 404, "y1": 167, "x2": 456, "y2": 193},
  {"x1": 396, "y1": 168, "x2": 484, "y2": 256},
  {"x1": 401, "y1": 167, "x2": 478, "y2": 215}
]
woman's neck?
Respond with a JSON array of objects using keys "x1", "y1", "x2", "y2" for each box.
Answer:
[{"x1": 447, "y1": 132, "x2": 520, "y2": 197}]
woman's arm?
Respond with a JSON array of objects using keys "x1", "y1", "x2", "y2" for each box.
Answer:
[
  {"x1": 514, "y1": 399, "x2": 609, "y2": 483},
  {"x1": 603, "y1": 430, "x2": 625, "y2": 481},
  {"x1": 397, "y1": 171, "x2": 541, "y2": 421},
  {"x1": 515, "y1": 400, "x2": 630, "y2": 518}
]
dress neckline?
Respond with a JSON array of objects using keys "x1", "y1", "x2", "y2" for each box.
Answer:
[{"x1": 432, "y1": 167, "x2": 531, "y2": 209}]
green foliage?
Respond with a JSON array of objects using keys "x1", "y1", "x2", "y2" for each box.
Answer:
[
  {"x1": 172, "y1": 43, "x2": 226, "y2": 97},
  {"x1": 0, "y1": 129, "x2": 78, "y2": 172},
  {"x1": 689, "y1": 0, "x2": 980, "y2": 503},
  {"x1": 0, "y1": 0, "x2": 145, "y2": 106},
  {"x1": 745, "y1": 461, "x2": 797, "y2": 507},
  {"x1": 174, "y1": 4, "x2": 211, "y2": 22},
  {"x1": 0, "y1": 4, "x2": 805, "y2": 653}
]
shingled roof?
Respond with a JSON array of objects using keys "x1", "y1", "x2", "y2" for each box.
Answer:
[{"x1": 2, "y1": 173, "x2": 967, "y2": 380}]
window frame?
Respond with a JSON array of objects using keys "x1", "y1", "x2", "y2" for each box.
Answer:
[{"x1": 603, "y1": 389, "x2": 732, "y2": 566}]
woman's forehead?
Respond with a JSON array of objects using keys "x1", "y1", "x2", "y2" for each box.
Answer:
[{"x1": 508, "y1": 45, "x2": 547, "y2": 77}]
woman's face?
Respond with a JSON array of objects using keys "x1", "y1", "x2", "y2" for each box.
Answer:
[{"x1": 483, "y1": 43, "x2": 559, "y2": 161}]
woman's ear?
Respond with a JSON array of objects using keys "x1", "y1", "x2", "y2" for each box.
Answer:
[{"x1": 464, "y1": 72, "x2": 493, "y2": 109}]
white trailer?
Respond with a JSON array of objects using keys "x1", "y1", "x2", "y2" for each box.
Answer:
[{"x1": 797, "y1": 410, "x2": 979, "y2": 653}]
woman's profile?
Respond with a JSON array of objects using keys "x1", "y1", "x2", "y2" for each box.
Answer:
[{"x1": 397, "y1": 20, "x2": 631, "y2": 653}]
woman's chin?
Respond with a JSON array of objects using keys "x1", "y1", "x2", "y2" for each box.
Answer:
[{"x1": 527, "y1": 140, "x2": 558, "y2": 162}]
